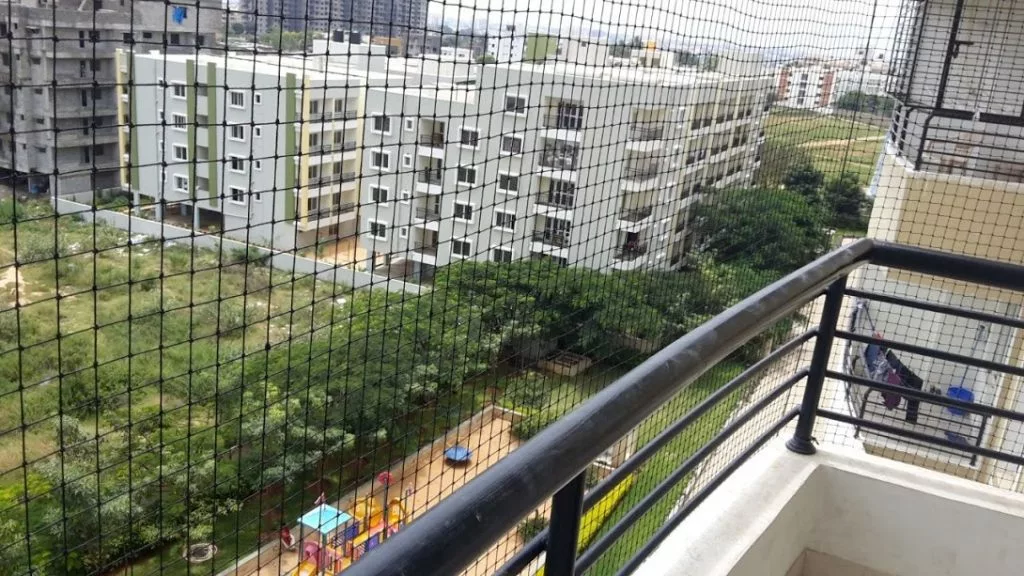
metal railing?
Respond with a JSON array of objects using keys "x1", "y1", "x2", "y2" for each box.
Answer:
[
  {"x1": 628, "y1": 123, "x2": 665, "y2": 141},
  {"x1": 345, "y1": 240, "x2": 1024, "y2": 576},
  {"x1": 539, "y1": 152, "x2": 580, "y2": 171},
  {"x1": 307, "y1": 202, "x2": 357, "y2": 220},
  {"x1": 414, "y1": 206, "x2": 441, "y2": 221},
  {"x1": 536, "y1": 194, "x2": 575, "y2": 209},
  {"x1": 417, "y1": 169, "x2": 443, "y2": 185},
  {"x1": 618, "y1": 206, "x2": 653, "y2": 222},
  {"x1": 412, "y1": 242, "x2": 438, "y2": 256},
  {"x1": 418, "y1": 134, "x2": 445, "y2": 149},
  {"x1": 532, "y1": 230, "x2": 570, "y2": 247},
  {"x1": 624, "y1": 164, "x2": 661, "y2": 181},
  {"x1": 543, "y1": 113, "x2": 584, "y2": 131},
  {"x1": 613, "y1": 243, "x2": 648, "y2": 260}
]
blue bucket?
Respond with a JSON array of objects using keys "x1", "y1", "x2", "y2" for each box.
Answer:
[{"x1": 946, "y1": 386, "x2": 974, "y2": 416}]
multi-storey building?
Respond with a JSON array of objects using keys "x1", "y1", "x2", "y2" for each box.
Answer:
[
  {"x1": 358, "y1": 51, "x2": 772, "y2": 281},
  {"x1": 0, "y1": 0, "x2": 218, "y2": 197},
  {"x1": 775, "y1": 64, "x2": 836, "y2": 110},
  {"x1": 341, "y1": 0, "x2": 427, "y2": 38},
  {"x1": 119, "y1": 51, "x2": 373, "y2": 251}
]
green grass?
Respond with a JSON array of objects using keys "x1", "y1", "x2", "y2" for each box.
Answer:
[
  {"x1": 766, "y1": 109, "x2": 884, "y2": 148},
  {"x1": 585, "y1": 362, "x2": 745, "y2": 576}
]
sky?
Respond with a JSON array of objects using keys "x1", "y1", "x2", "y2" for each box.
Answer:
[{"x1": 428, "y1": 0, "x2": 904, "y2": 60}]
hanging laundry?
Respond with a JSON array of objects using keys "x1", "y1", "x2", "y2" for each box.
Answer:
[{"x1": 886, "y1": 351, "x2": 924, "y2": 423}]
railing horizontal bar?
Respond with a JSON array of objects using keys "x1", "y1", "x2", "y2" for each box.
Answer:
[
  {"x1": 872, "y1": 241, "x2": 1024, "y2": 292},
  {"x1": 580, "y1": 329, "x2": 816, "y2": 509},
  {"x1": 835, "y1": 330, "x2": 1024, "y2": 378},
  {"x1": 576, "y1": 370, "x2": 807, "y2": 573},
  {"x1": 612, "y1": 409, "x2": 800, "y2": 576},
  {"x1": 817, "y1": 409, "x2": 1024, "y2": 467},
  {"x1": 828, "y1": 370, "x2": 1020, "y2": 421},
  {"x1": 844, "y1": 288, "x2": 1024, "y2": 330},
  {"x1": 343, "y1": 240, "x2": 874, "y2": 576},
  {"x1": 493, "y1": 533, "x2": 546, "y2": 576}
]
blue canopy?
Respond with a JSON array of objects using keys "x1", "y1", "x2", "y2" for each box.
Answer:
[{"x1": 298, "y1": 504, "x2": 352, "y2": 534}]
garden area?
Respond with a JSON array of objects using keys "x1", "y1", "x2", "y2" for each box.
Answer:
[
  {"x1": 763, "y1": 108, "x2": 886, "y2": 186},
  {"x1": 0, "y1": 183, "x2": 834, "y2": 576}
]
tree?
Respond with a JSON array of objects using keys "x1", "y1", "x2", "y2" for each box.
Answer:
[
  {"x1": 524, "y1": 34, "x2": 557, "y2": 61},
  {"x1": 230, "y1": 22, "x2": 247, "y2": 35},
  {"x1": 476, "y1": 54, "x2": 497, "y2": 64},
  {"x1": 823, "y1": 171, "x2": 868, "y2": 230},
  {"x1": 783, "y1": 162, "x2": 825, "y2": 205},
  {"x1": 259, "y1": 26, "x2": 308, "y2": 52},
  {"x1": 835, "y1": 91, "x2": 896, "y2": 115},
  {"x1": 755, "y1": 139, "x2": 813, "y2": 188},
  {"x1": 693, "y1": 188, "x2": 829, "y2": 273}
]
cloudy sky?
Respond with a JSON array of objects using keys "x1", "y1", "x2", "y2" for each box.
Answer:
[{"x1": 429, "y1": 0, "x2": 903, "y2": 60}]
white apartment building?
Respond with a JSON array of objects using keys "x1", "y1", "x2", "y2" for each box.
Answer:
[
  {"x1": 117, "y1": 51, "x2": 381, "y2": 251},
  {"x1": 357, "y1": 53, "x2": 772, "y2": 282},
  {"x1": 776, "y1": 64, "x2": 836, "y2": 110},
  {"x1": 485, "y1": 27, "x2": 525, "y2": 63}
]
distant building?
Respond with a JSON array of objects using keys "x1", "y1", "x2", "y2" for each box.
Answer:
[
  {"x1": 0, "y1": 0, "x2": 219, "y2": 197},
  {"x1": 484, "y1": 26, "x2": 525, "y2": 63},
  {"x1": 776, "y1": 65, "x2": 836, "y2": 110}
]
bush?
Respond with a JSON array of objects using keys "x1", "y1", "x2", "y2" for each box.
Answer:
[
  {"x1": 517, "y1": 514, "x2": 548, "y2": 542},
  {"x1": 0, "y1": 198, "x2": 22, "y2": 225},
  {"x1": 513, "y1": 410, "x2": 558, "y2": 440}
]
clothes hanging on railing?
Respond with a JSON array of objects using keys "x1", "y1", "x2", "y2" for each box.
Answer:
[{"x1": 886, "y1": 350, "x2": 924, "y2": 423}]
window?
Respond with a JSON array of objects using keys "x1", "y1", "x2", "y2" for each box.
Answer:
[
  {"x1": 370, "y1": 150, "x2": 391, "y2": 170},
  {"x1": 505, "y1": 94, "x2": 527, "y2": 115},
  {"x1": 370, "y1": 185, "x2": 389, "y2": 203},
  {"x1": 500, "y1": 135, "x2": 523, "y2": 155},
  {"x1": 459, "y1": 128, "x2": 479, "y2": 148},
  {"x1": 172, "y1": 144, "x2": 188, "y2": 161},
  {"x1": 369, "y1": 220, "x2": 387, "y2": 239},
  {"x1": 457, "y1": 166, "x2": 477, "y2": 185},
  {"x1": 173, "y1": 174, "x2": 188, "y2": 192},
  {"x1": 402, "y1": 154, "x2": 412, "y2": 168},
  {"x1": 229, "y1": 155, "x2": 246, "y2": 173},
  {"x1": 399, "y1": 227, "x2": 408, "y2": 239},
  {"x1": 254, "y1": 92, "x2": 262, "y2": 105},
  {"x1": 229, "y1": 90, "x2": 245, "y2": 108},
  {"x1": 494, "y1": 210, "x2": 517, "y2": 232},
  {"x1": 498, "y1": 173, "x2": 519, "y2": 194},
  {"x1": 492, "y1": 247, "x2": 513, "y2": 263},
  {"x1": 253, "y1": 190, "x2": 262, "y2": 202},
  {"x1": 229, "y1": 124, "x2": 245, "y2": 141},
  {"x1": 404, "y1": 118, "x2": 414, "y2": 132},
  {"x1": 254, "y1": 126, "x2": 262, "y2": 138},
  {"x1": 254, "y1": 159, "x2": 263, "y2": 171},
  {"x1": 171, "y1": 83, "x2": 186, "y2": 98},
  {"x1": 454, "y1": 202, "x2": 473, "y2": 222},
  {"x1": 371, "y1": 115, "x2": 391, "y2": 134},
  {"x1": 452, "y1": 239, "x2": 472, "y2": 259},
  {"x1": 229, "y1": 186, "x2": 246, "y2": 204},
  {"x1": 399, "y1": 189, "x2": 411, "y2": 204},
  {"x1": 172, "y1": 113, "x2": 187, "y2": 131}
]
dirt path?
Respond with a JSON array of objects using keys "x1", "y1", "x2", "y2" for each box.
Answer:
[
  {"x1": 0, "y1": 265, "x2": 30, "y2": 305},
  {"x1": 801, "y1": 135, "x2": 885, "y2": 149}
]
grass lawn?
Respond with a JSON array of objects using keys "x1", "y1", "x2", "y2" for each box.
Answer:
[
  {"x1": 766, "y1": 109, "x2": 884, "y2": 148},
  {"x1": 585, "y1": 362, "x2": 745, "y2": 576}
]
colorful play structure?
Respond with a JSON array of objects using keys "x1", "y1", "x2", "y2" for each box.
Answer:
[{"x1": 289, "y1": 494, "x2": 409, "y2": 575}]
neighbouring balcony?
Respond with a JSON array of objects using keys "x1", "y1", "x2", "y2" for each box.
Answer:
[
  {"x1": 624, "y1": 164, "x2": 661, "y2": 181},
  {"x1": 540, "y1": 151, "x2": 580, "y2": 171},
  {"x1": 628, "y1": 123, "x2": 665, "y2": 141},
  {"x1": 412, "y1": 242, "x2": 438, "y2": 256},
  {"x1": 414, "y1": 206, "x2": 441, "y2": 221},
  {"x1": 613, "y1": 242, "x2": 648, "y2": 260},
  {"x1": 417, "y1": 169, "x2": 443, "y2": 186},
  {"x1": 618, "y1": 206, "x2": 653, "y2": 223},
  {"x1": 418, "y1": 134, "x2": 445, "y2": 149},
  {"x1": 308, "y1": 171, "x2": 356, "y2": 186},
  {"x1": 532, "y1": 230, "x2": 570, "y2": 248},
  {"x1": 342, "y1": 240, "x2": 1024, "y2": 576},
  {"x1": 543, "y1": 111, "x2": 584, "y2": 131}
]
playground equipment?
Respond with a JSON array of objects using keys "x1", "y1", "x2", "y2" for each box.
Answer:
[
  {"x1": 444, "y1": 445, "x2": 472, "y2": 465},
  {"x1": 292, "y1": 494, "x2": 409, "y2": 574}
]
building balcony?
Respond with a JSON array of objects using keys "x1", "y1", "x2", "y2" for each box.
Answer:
[
  {"x1": 616, "y1": 206, "x2": 654, "y2": 232},
  {"x1": 409, "y1": 242, "x2": 438, "y2": 265},
  {"x1": 542, "y1": 112, "x2": 583, "y2": 132},
  {"x1": 622, "y1": 165, "x2": 661, "y2": 192},
  {"x1": 298, "y1": 202, "x2": 357, "y2": 231},
  {"x1": 417, "y1": 134, "x2": 445, "y2": 159},
  {"x1": 342, "y1": 240, "x2": 1024, "y2": 576},
  {"x1": 539, "y1": 153, "x2": 580, "y2": 172},
  {"x1": 531, "y1": 230, "x2": 570, "y2": 248},
  {"x1": 625, "y1": 124, "x2": 666, "y2": 153},
  {"x1": 611, "y1": 242, "x2": 648, "y2": 269},
  {"x1": 415, "y1": 169, "x2": 443, "y2": 194}
]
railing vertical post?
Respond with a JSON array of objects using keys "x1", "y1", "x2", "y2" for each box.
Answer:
[
  {"x1": 545, "y1": 472, "x2": 586, "y2": 576},
  {"x1": 787, "y1": 276, "x2": 848, "y2": 455}
]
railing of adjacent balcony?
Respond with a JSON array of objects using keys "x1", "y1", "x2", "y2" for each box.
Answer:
[
  {"x1": 628, "y1": 124, "x2": 664, "y2": 141},
  {"x1": 344, "y1": 240, "x2": 1024, "y2": 576},
  {"x1": 532, "y1": 230, "x2": 571, "y2": 247},
  {"x1": 618, "y1": 206, "x2": 653, "y2": 223}
]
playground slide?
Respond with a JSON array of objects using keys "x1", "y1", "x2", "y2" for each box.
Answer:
[{"x1": 291, "y1": 560, "x2": 319, "y2": 576}]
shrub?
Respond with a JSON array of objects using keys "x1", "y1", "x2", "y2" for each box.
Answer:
[
  {"x1": 517, "y1": 514, "x2": 548, "y2": 542},
  {"x1": 0, "y1": 198, "x2": 22, "y2": 225},
  {"x1": 513, "y1": 410, "x2": 557, "y2": 440}
]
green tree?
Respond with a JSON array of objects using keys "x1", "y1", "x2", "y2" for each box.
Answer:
[
  {"x1": 476, "y1": 54, "x2": 497, "y2": 64},
  {"x1": 836, "y1": 91, "x2": 896, "y2": 115},
  {"x1": 693, "y1": 188, "x2": 829, "y2": 273},
  {"x1": 823, "y1": 171, "x2": 868, "y2": 230},
  {"x1": 755, "y1": 139, "x2": 814, "y2": 188},
  {"x1": 783, "y1": 162, "x2": 825, "y2": 205},
  {"x1": 230, "y1": 22, "x2": 247, "y2": 35},
  {"x1": 524, "y1": 34, "x2": 557, "y2": 61},
  {"x1": 259, "y1": 26, "x2": 308, "y2": 52}
]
